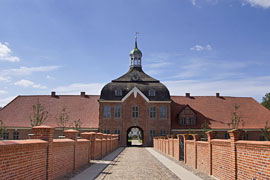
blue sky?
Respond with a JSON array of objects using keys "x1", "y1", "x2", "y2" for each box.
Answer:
[{"x1": 1, "y1": 0, "x2": 270, "y2": 107}]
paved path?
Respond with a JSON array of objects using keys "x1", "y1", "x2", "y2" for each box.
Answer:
[
  {"x1": 70, "y1": 147, "x2": 206, "y2": 180},
  {"x1": 96, "y1": 147, "x2": 180, "y2": 180}
]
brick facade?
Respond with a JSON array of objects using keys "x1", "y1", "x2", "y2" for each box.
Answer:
[
  {"x1": 154, "y1": 129, "x2": 270, "y2": 180},
  {"x1": 99, "y1": 93, "x2": 171, "y2": 146},
  {"x1": 0, "y1": 125, "x2": 119, "y2": 180}
]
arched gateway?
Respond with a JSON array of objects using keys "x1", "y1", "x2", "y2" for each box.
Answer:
[
  {"x1": 127, "y1": 126, "x2": 144, "y2": 146},
  {"x1": 99, "y1": 37, "x2": 171, "y2": 146}
]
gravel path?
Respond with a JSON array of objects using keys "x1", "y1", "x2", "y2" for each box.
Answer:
[{"x1": 95, "y1": 147, "x2": 180, "y2": 180}]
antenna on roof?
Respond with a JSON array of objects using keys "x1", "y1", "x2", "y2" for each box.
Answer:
[{"x1": 135, "y1": 32, "x2": 139, "y2": 48}]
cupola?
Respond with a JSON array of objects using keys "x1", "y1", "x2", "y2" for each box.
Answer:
[{"x1": 130, "y1": 36, "x2": 142, "y2": 68}]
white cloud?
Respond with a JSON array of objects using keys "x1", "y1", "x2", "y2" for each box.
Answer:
[
  {"x1": 46, "y1": 75, "x2": 55, "y2": 80},
  {"x1": 243, "y1": 0, "x2": 270, "y2": 8},
  {"x1": 2, "y1": 66, "x2": 60, "y2": 76},
  {"x1": 0, "y1": 76, "x2": 11, "y2": 82},
  {"x1": 190, "y1": 44, "x2": 212, "y2": 51},
  {"x1": 0, "y1": 90, "x2": 7, "y2": 94},
  {"x1": 14, "y1": 79, "x2": 47, "y2": 89},
  {"x1": 191, "y1": 0, "x2": 197, "y2": 5},
  {"x1": 172, "y1": 57, "x2": 248, "y2": 79},
  {"x1": 0, "y1": 42, "x2": 20, "y2": 62},
  {"x1": 0, "y1": 96, "x2": 16, "y2": 107},
  {"x1": 164, "y1": 76, "x2": 270, "y2": 102},
  {"x1": 53, "y1": 82, "x2": 106, "y2": 95}
]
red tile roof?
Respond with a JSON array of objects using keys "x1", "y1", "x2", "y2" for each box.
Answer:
[
  {"x1": 0, "y1": 95, "x2": 100, "y2": 129},
  {"x1": 171, "y1": 96, "x2": 270, "y2": 129}
]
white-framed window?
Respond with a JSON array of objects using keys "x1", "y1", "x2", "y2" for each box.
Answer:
[
  {"x1": 115, "y1": 89, "x2": 122, "y2": 96},
  {"x1": 114, "y1": 129, "x2": 121, "y2": 142},
  {"x1": 243, "y1": 132, "x2": 249, "y2": 140},
  {"x1": 114, "y1": 106, "x2": 121, "y2": 118},
  {"x1": 225, "y1": 132, "x2": 230, "y2": 139},
  {"x1": 149, "y1": 106, "x2": 156, "y2": 118},
  {"x1": 160, "y1": 129, "x2": 166, "y2": 136},
  {"x1": 104, "y1": 106, "x2": 111, "y2": 118},
  {"x1": 13, "y1": 132, "x2": 19, "y2": 140},
  {"x1": 190, "y1": 117, "x2": 195, "y2": 125},
  {"x1": 132, "y1": 106, "x2": 139, "y2": 118},
  {"x1": 180, "y1": 117, "x2": 186, "y2": 125},
  {"x1": 160, "y1": 106, "x2": 167, "y2": 118},
  {"x1": 149, "y1": 89, "x2": 155, "y2": 96},
  {"x1": 150, "y1": 129, "x2": 156, "y2": 137},
  {"x1": 103, "y1": 129, "x2": 110, "y2": 134},
  {"x1": 3, "y1": 132, "x2": 9, "y2": 140}
]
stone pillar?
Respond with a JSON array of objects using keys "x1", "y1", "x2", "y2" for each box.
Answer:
[
  {"x1": 206, "y1": 130, "x2": 217, "y2": 175},
  {"x1": 32, "y1": 125, "x2": 55, "y2": 180},
  {"x1": 181, "y1": 134, "x2": 188, "y2": 164},
  {"x1": 64, "y1": 129, "x2": 78, "y2": 170},
  {"x1": 228, "y1": 129, "x2": 243, "y2": 180}
]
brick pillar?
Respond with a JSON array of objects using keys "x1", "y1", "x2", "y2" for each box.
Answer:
[
  {"x1": 96, "y1": 133, "x2": 103, "y2": 159},
  {"x1": 228, "y1": 129, "x2": 243, "y2": 180},
  {"x1": 181, "y1": 134, "x2": 188, "y2": 164},
  {"x1": 81, "y1": 132, "x2": 97, "y2": 160},
  {"x1": 64, "y1": 129, "x2": 78, "y2": 141},
  {"x1": 64, "y1": 129, "x2": 78, "y2": 170},
  {"x1": 191, "y1": 134, "x2": 199, "y2": 169},
  {"x1": 206, "y1": 130, "x2": 217, "y2": 175},
  {"x1": 32, "y1": 125, "x2": 55, "y2": 180}
]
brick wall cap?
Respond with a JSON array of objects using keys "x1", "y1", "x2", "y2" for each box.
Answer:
[
  {"x1": 64, "y1": 129, "x2": 79, "y2": 133},
  {"x1": 0, "y1": 139, "x2": 47, "y2": 145},
  {"x1": 53, "y1": 139, "x2": 74, "y2": 143},
  {"x1": 32, "y1": 125, "x2": 54, "y2": 129},
  {"x1": 81, "y1": 132, "x2": 96, "y2": 135},
  {"x1": 227, "y1": 129, "x2": 243, "y2": 133},
  {"x1": 236, "y1": 140, "x2": 270, "y2": 145},
  {"x1": 77, "y1": 139, "x2": 89, "y2": 142}
]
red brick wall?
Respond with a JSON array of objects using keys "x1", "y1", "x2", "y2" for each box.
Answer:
[
  {"x1": 236, "y1": 141, "x2": 270, "y2": 180},
  {"x1": 95, "y1": 139, "x2": 102, "y2": 159},
  {"x1": 186, "y1": 140, "x2": 195, "y2": 168},
  {"x1": 173, "y1": 138, "x2": 180, "y2": 160},
  {"x1": 196, "y1": 141, "x2": 209, "y2": 174},
  {"x1": 211, "y1": 140, "x2": 233, "y2": 180},
  {"x1": 0, "y1": 140, "x2": 47, "y2": 180},
  {"x1": 52, "y1": 140, "x2": 74, "y2": 179},
  {"x1": 75, "y1": 140, "x2": 90, "y2": 169}
]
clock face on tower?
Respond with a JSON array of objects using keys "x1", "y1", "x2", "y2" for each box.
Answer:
[{"x1": 131, "y1": 74, "x2": 140, "y2": 81}]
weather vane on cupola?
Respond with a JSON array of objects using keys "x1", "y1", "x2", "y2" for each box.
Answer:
[{"x1": 130, "y1": 32, "x2": 142, "y2": 68}]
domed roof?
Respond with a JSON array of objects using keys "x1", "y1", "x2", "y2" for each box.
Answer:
[
  {"x1": 100, "y1": 67, "x2": 170, "y2": 101},
  {"x1": 129, "y1": 48, "x2": 142, "y2": 56}
]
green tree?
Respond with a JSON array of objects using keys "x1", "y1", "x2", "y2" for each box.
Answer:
[
  {"x1": 201, "y1": 121, "x2": 211, "y2": 140},
  {"x1": 29, "y1": 100, "x2": 48, "y2": 127},
  {"x1": 0, "y1": 120, "x2": 6, "y2": 139},
  {"x1": 227, "y1": 104, "x2": 244, "y2": 129},
  {"x1": 261, "y1": 93, "x2": 270, "y2": 110},
  {"x1": 56, "y1": 107, "x2": 70, "y2": 132},
  {"x1": 73, "y1": 119, "x2": 82, "y2": 131},
  {"x1": 261, "y1": 121, "x2": 270, "y2": 141}
]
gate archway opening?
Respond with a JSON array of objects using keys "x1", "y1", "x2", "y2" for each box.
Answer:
[{"x1": 127, "y1": 126, "x2": 143, "y2": 146}]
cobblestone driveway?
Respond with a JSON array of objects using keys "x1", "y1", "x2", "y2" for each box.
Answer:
[{"x1": 95, "y1": 147, "x2": 180, "y2": 180}]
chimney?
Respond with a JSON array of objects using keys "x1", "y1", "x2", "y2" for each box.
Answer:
[
  {"x1": 216, "y1": 93, "x2": 220, "y2": 98},
  {"x1": 80, "y1": 92, "x2": 86, "y2": 97},
  {"x1": 51, "y1": 91, "x2": 56, "y2": 97},
  {"x1": 185, "y1": 93, "x2": 190, "y2": 97}
]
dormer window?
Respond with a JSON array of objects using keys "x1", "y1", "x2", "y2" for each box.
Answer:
[
  {"x1": 115, "y1": 89, "x2": 122, "y2": 96},
  {"x1": 178, "y1": 106, "x2": 196, "y2": 126},
  {"x1": 149, "y1": 89, "x2": 155, "y2": 96}
]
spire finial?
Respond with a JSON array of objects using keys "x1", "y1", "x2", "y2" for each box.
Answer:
[{"x1": 135, "y1": 32, "x2": 139, "y2": 49}]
